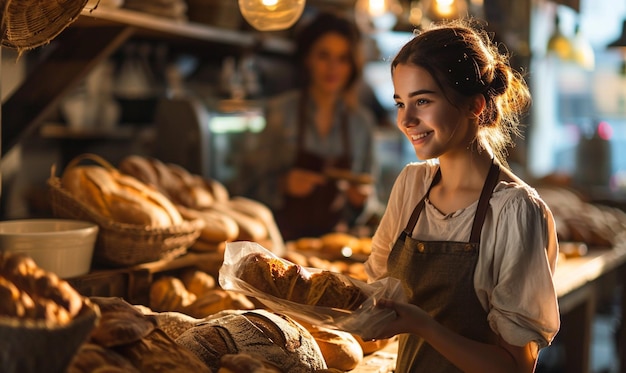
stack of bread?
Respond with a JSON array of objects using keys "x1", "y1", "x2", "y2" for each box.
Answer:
[
  {"x1": 0, "y1": 252, "x2": 99, "y2": 373},
  {"x1": 118, "y1": 155, "x2": 284, "y2": 254},
  {"x1": 236, "y1": 252, "x2": 367, "y2": 311}
]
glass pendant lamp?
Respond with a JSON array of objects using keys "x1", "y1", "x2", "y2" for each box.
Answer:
[{"x1": 238, "y1": 0, "x2": 306, "y2": 31}]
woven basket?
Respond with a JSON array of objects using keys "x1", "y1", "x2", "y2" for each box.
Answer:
[
  {"x1": 47, "y1": 154, "x2": 204, "y2": 268},
  {"x1": 0, "y1": 298, "x2": 100, "y2": 373},
  {"x1": 0, "y1": 0, "x2": 96, "y2": 51}
]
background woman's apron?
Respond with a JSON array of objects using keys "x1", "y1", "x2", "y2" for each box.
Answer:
[
  {"x1": 275, "y1": 95, "x2": 352, "y2": 241},
  {"x1": 387, "y1": 161, "x2": 501, "y2": 372}
]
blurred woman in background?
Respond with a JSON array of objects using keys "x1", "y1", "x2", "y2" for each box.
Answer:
[{"x1": 251, "y1": 11, "x2": 378, "y2": 241}]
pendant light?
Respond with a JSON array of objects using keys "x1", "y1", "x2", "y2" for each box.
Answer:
[
  {"x1": 238, "y1": 0, "x2": 306, "y2": 32},
  {"x1": 355, "y1": 0, "x2": 401, "y2": 31}
]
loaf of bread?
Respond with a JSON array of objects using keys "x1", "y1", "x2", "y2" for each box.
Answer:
[
  {"x1": 175, "y1": 309, "x2": 326, "y2": 372},
  {"x1": 61, "y1": 163, "x2": 183, "y2": 228},
  {"x1": 236, "y1": 253, "x2": 367, "y2": 311}
]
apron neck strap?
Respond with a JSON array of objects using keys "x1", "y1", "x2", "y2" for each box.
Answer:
[
  {"x1": 402, "y1": 159, "x2": 501, "y2": 243},
  {"x1": 469, "y1": 159, "x2": 500, "y2": 244}
]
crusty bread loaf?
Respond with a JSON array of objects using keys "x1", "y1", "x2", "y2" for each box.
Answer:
[
  {"x1": 236, "y1": 253, "x2": 367, "y2": 311},
  {"x1": 61, "y1": 163, "x2": 183, "y2": 228},
  {"x1": 175, "y1": 309, "x2": 326, "y2": 372}
]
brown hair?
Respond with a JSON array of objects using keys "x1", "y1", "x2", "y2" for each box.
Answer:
[{"x1": 391, "y1": 19, "x2": 531, "y2": 165}]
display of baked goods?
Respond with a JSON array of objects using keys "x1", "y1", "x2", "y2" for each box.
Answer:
[
  {"x1": 292, "y1": 232, "x2": 372, "y2": 261},
  {"x1": 118, "y1": 154, "x2": 285, "y2": 255},
  {"x1": 537, "y1": 186, "x2": 626, "y2": 246},
  {"x1": 148, "y1": 268, "x2": 255, "y2": 318}
]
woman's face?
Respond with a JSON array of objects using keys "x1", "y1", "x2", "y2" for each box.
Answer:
[
  {"x1": 306, "y1": 32, "x2": 353, "y2": 96},
  {"x1": 392, "y1": 63, "x2": 477, "y2": 160}
]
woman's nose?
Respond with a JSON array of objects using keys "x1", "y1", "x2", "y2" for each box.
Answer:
[{"x1": 398, "y1": 109, "x2": 418, "y2": 128}]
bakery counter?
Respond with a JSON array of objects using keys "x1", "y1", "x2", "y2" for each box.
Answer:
[{"x1": 553, "y1": 244, "x2": 626, "y2": 373}]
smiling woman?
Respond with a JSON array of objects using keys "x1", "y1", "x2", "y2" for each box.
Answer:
[{"x1": 364, "y1": 19, "x2": 560, "y2": 373}]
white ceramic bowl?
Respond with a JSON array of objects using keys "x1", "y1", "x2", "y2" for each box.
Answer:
[{"x1": 0, "y1": 219, "x2": 98, "y2": 278}]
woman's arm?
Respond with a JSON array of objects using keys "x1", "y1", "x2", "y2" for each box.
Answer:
[{"x1": 374, "y1": 299, "x2": 538, "y2": 373}]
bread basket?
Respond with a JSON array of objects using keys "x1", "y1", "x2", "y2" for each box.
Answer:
[
  {"x1": 0, "y1": 298, "x2": 100, "y2": 373},
  {"x1": 0, "y1": 0, "x2": 98, "y2": 52},
  {"x1": 47, "y1": 153, "x2": 204, "y2": 268}
]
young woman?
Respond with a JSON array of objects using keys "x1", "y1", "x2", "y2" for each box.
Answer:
[
  {"x1": 364, "y1": 20, "x2": 560, "y2": 372},
  {"x1": 251, "y1": 12, "x2": 377, "y2": 241}
]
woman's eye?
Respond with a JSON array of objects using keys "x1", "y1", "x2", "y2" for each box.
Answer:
[
  {"x1": 416, "y1": 98, "x2": 429, "y2": 105},
  {"x1": 394, "y1": 102, "x2": 404, "y2": 109}
]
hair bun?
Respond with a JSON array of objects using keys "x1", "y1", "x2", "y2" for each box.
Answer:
[{"x1": 488, "y1": 63, "x2": 508, "y2": 96}]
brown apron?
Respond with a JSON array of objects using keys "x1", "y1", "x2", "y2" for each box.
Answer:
[
  {"x1": 387, "y1": 160, "x2": 501, "y2": 372},
  {"x1": 274, "y1": 95, "x2": 352, "y2": 241}
]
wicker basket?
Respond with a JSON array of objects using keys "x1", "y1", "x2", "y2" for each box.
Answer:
[
  {"x1": 0, "y1": 298, "x2": 100, "y2": 373},
  {"x1": 47, "y1": 154, "x2": 204, "y2": 267},
  {"x1": 0, "y1": 0, "x2": 97, "y2": 51}
]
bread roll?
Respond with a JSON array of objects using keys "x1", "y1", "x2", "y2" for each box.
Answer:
[
  {"x1": 149, "y1": 276, "x2": 197, "y2": 312},
  {"x1": 208, "y1": 202, "x2": 268, "y2": 241},
  {"x1": 308, "y1": 327, "x2": 363, "y2": 371},
  {"x1": 183, "y1": 289, "x2": 255, "y2": 318},
  {"x1": 175, "y1": 309, "x2": 326, "y2": 372},
  {"x1": 177, "y1": 205, "x2": 239, "y2": 243},
  {"x1": 180, "y1": 269, "x2": 216, "y2": 297}
]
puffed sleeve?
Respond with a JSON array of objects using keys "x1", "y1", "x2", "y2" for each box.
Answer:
[
  {"x1": 365, "y1": 166, "x2": 410, "y2": 281},
  {"x1": 479, "y1": 188, "x2": 560, "y2": 349}
]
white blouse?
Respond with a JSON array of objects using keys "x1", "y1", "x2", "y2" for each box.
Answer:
[{"x1": 365, "y1": 160, "x2": 560, "y2": 349}]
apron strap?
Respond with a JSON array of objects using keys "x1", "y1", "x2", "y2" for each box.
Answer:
[
  {"x1": 403, "y1": 167, "x2": 441, "y2": 235},
  {"x1": 469, "y1": 160, "x2": 501, "y2": 244},
  {"x1": 401, "y1": 160, "x2": 500, "y2": 242}
]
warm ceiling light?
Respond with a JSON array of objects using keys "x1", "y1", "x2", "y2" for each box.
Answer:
[
  {"x1": 238, "y1": 0, "x2": 306, "y2": 31},
  {"x1": 355, "y1": 0, "x2": 401, "y2": 31}
]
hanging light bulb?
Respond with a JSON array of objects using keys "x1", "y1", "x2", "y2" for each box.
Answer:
[
  {"x1": 238, "y1": 0, "x2": 306, "y2": 32},
  {"x1": 420, "y1": 0, "x2": 468, "y2": 23},
  {"x1": 355, "y1": 0, "x2": 401, "y2": 32}
]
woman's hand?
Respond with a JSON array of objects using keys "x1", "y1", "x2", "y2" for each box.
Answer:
[
  {"x1": 370, "y1": 298, "x2": 430, "y2": 340},
  {"x1": 284, "y1": 168, "x2": 327, "y2": 197},
  {"x1": 345, "y1": 183, "x2": 373, "y2": 208}
]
